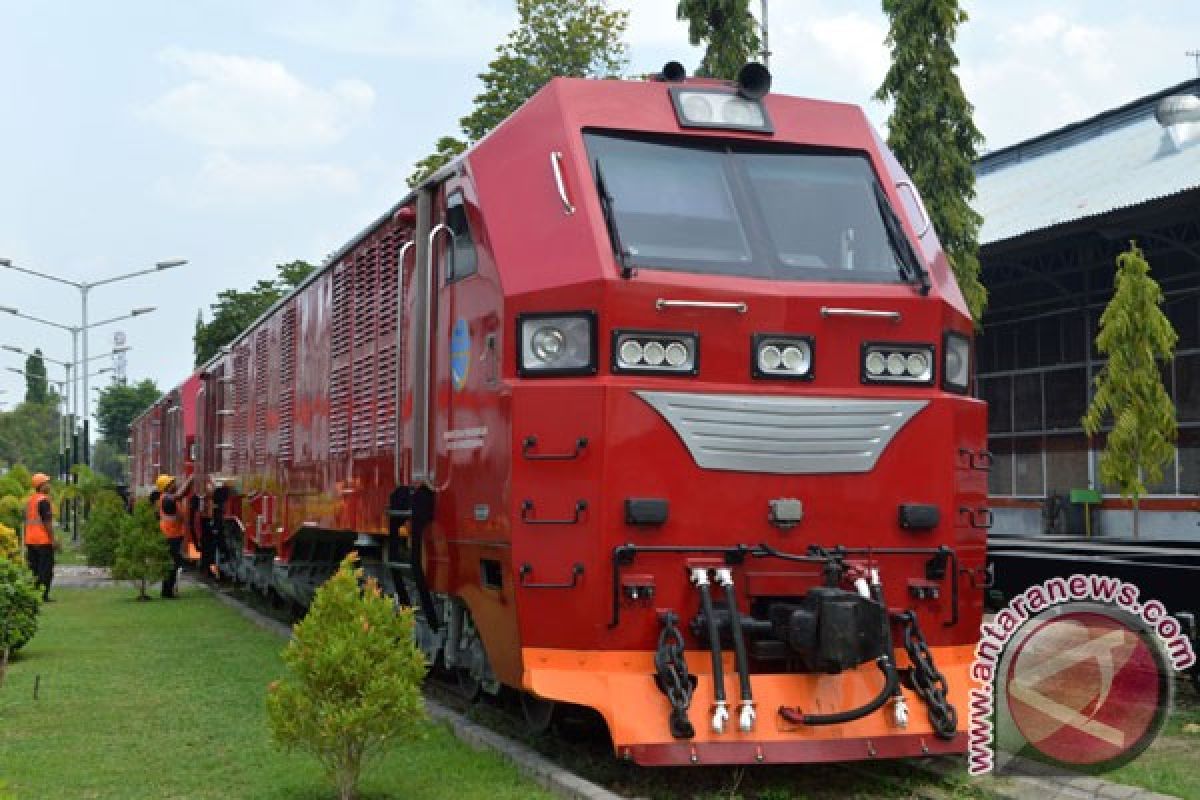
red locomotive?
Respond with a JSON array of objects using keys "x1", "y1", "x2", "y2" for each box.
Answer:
[{"x1": 131, "y1": 63, "x2": 988, "y2": 766}]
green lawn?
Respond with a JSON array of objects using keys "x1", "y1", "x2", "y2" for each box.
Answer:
[{"x1": 0, "y1": 587, "x2": 552, "y2": 800}]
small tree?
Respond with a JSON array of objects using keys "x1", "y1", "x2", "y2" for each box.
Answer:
[
  {"x1": 1083, "y1": 243, "x2": 1178, "y2": 539},
  {"x1": 267, "y1": 554, "x2": 427, "y2": 800},
  {"x1": 112, "y1": 501, "x2": 170, "y2": 600},
  {"x1": 82, "y1": 490, "x2": 129, "y2": 567}
]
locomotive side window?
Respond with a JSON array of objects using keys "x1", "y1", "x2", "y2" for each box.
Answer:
[
  {"x1": 586, "y1": 132, "x2": 907, "y2": 284},
  {"x1": 444, "y1": 191, "x2": 478, "y2": 282}
]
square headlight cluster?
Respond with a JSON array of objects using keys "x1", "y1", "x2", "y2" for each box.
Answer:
[
  {"x1": 753, "y1": 335, "x2": 814, "y2": 380},
  {"x1": 862, "y1": 343, "x2": 934, "y2": 385},
  {"x1": 943, "y1": 331, "x2": 971, "y2": 393},
  {"x1": 517, "y1": 312, "x2": 596, "y2": 376},
  {"x1": 612, "y1": 330, "x2": 698, "y2": 375}
]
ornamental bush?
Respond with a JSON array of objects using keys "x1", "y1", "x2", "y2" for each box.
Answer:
[
  {"x1": 0, "y1": 523, "x2": 21, "y2": 565},
  {"x1": 83, "y1": 490, "x2": 128, "y2": 567},
  {"x1": 112, "y1": 500, "x2": 169, "y2": 600},
  {"x1": 0, "y1": 556, "x2": 41, "y2": 676},
  {"x1": 266, "y1": 554, "x2": 427, "y2": 800}
]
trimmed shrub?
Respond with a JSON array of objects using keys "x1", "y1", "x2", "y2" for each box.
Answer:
[
  {"x1": 82, "y1": 490, "x2": 128, "y2": 567},
  {"x1": 0, "y1": 556, "x2": 40, "y2": 663},
  {"x1": 0, "y1": 523, "x2": 21, "y2": 565},
  {"x1": 267, "y1": 554, "x2": 427, "y2": 800},
  {"x1": 112, "y1": 501, "x2": 169, "y2": 600}
]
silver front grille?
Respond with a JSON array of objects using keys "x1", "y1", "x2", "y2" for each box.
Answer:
[{"x1": 636, "y1": 391, "x2": 927, "y2": 474}]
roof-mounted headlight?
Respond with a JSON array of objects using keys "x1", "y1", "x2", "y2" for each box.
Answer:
[{"x1": 669, "y1": 88, "x2": 772, "y2": 133}]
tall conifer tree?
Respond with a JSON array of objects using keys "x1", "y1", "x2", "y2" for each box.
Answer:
[
  {"x1": 875, "y1": 0, "x2": 987, "y2": 322},
  {"x1": 676, "y1": 0, "x2": 761, "y2": 79},
  {"x1": 1083, "y1": 243, "x2": 1177, "y2": 539}
]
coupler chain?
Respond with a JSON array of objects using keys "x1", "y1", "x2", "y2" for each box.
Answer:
[
  {"x1": 896, "y1": 610, "x2": 958, "y2": 740},
  {"x1": 654, "y1": 610, "x2": 697, "y2": 739}
]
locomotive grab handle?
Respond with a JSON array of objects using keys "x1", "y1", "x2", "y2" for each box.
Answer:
[
  {"x1": 820, "y1": 306, "x2": 902, "y2": 322},
  {"x1": 522, "y1": 499, "x2": 587, "y2": 525},
  {"x1": 957, "y1": 447, "x2": 994, "y2": 471},
  {"x1": 519, "y1": 562, "x2": 584, "y2": 589},
  {"x1": 522, "y1": 435, "x2": 588, "y2": 461},
  {"x1": 550, "y1": 151, "x2": 575, "y2": 215},
  {"x1": 656, "y1": 298, "x2": 748, "y2": 313},
  {"x1": 958, "y1": 507, "x2": 993, "y2": 529}
]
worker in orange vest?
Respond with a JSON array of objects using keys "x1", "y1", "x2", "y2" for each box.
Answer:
[
  {"x1": 156, "y1": 473, "x2": 193, "y2": 598},
  {"x1": 24, "y1": 473, "x2": 56, "y2": 602}
]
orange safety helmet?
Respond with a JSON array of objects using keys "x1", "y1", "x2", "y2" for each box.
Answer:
[
  {"x1": 31, "y1": 473, "x2": 50, "y2": 491},
  {"x1": 155, "y1": 474, "x2": 174, "y2": 493}
]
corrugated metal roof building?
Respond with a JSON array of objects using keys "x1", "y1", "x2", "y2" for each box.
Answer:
[{"x1": 972, "y1": 78, "x2": 1200, "y2": 539}]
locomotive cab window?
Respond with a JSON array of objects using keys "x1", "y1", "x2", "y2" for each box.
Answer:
[
  {"x1": 585, "y1": 131, "x2": 908, "y2": 284},
  {"x1": 443, "y1": 191, "x2": 478, "y2": 283}
]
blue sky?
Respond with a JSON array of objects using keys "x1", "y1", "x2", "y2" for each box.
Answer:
[{"x1": 1, "y1": 0, "x2": 1197, "y2": 421}]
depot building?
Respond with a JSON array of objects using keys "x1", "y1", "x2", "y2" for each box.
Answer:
[{"x1": 974, "y1": 77, "x2": 1200, "y2": 538}]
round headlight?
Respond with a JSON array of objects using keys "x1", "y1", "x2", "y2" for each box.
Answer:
[
  {"x1": 531, "y1": 327, "x2": 565, "y2": 363},
  {"x1": 781, "y1": 344, "x2": 810, "y2": 373},
  {"x1": 682, "y1": 94, "x2": 714, "y2": 122},
  {"x1": 665, "y1": 342, "x2": 688, "y2": 367},
  {"x1": 906, "y1": 352, "x2": 929, "y2": 377},
  {"x1": 619, "y1": 339, "x2": 644, "y2": 366},
  {"x1": 760, "y1": 345, "x2": 783, "y2": 371},
  {"x1": 886, "y1": 353, "x2": 906, "y2": 376},
  {"x1": 865, "y1": 351, "x2": 886, "y2": 376},
  {"x1": 643, "y1": 341, "x2": 666, "y2": 366}
]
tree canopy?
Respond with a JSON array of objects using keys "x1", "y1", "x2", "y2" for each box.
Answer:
[
  {"x1": 408, "y1": 0, "x2": 628, "y2": 187},
  {"x1": 875, "y1": 0, "x2": 987, "y2": 322},
  {"x1": 193, "y1": 261, "x2": 315, "y2": 366},
  {"x1": 1083, "y1": 243, "x2": 1178, "y2": 538},
  {"x1": 22, "y1": 350, "x2": 49, "y2": 405},
  {"x1": 95, "y1": 379, "x2": 161, "y2": 446},
  {"x1": 676, "y1": 0, "x2": 761, "y2": 79}
]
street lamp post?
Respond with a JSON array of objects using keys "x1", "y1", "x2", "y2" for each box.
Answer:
[
  {"x1": 0, "y1": 303, "x2": 156, "y2": 462},
  {"x1": 0, "y1": 257, "x2": 185, "y2": 446}
]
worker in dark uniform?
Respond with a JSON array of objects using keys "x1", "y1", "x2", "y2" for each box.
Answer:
[
  {"x1": 23, "y1": 473, "x2": 56, "y2": 601},
  {"x1": 156, "y1": 473, "x2": 193, "y2": 598}
]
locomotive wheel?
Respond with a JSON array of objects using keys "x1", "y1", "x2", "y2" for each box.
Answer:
[
  {"x1": 455, "y1": 668, "x2": 483, "y2": 703},
  {"x1": 519, "y1": 691, "x2": 557, "y2": 735}
]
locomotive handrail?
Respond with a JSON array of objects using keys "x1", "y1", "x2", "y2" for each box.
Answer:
[
  {"x1": 894, "y1": 180, "x2": 932, "y2": 238},
  {"x1": 394, "y1": 239, "x2": 415, "y2": 486},
  {"x1": 519, "y1": 562, "x2": 585, "y2": 590},
  {"x1": 820, "y1": 306, "x2": 902, "y2": 322},
  {"x1": 521, "y1": 435, "x2": 588, "y2": 461},
  {"x1": 655, "y1": 298, "x2": 748, "y2": 313},
  {"x1": 549, "y1": 151, "x2": 575, "y2": 215},
  {"x1": 521, "y1": 499, "x2": 587, "y2": 525}
]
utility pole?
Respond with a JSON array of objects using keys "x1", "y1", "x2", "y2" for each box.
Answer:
[{"x1": 1188, "y1": 50, "x2": 1200, "y2": 79}]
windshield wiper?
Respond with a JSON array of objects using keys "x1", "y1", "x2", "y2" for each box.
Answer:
[
  {"x1": 873, "y1": 182, "x2": 930, "y2": 296},
  {"x1": 594, "y1": 159, "x2": 632, "y2": 279}
]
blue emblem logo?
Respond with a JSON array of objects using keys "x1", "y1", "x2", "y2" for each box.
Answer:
[{"x1": 450, "y1": 318, "x2": 470, "y2": 391}]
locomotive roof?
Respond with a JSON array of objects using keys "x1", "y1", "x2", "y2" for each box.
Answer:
[{"x1": 196, "y1": 74, "x2": 877, "y2": 374}]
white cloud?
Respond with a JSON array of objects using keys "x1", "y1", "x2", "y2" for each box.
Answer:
[
  {"x1": 157, "y1": 152, "x2": 360, "y2": 209},
  {"x1": 271, "y1": 0, "x2": 515, "y2": 59},
  {"x1": 141, "y1": 47, "x2": 375, "y2": 151}
]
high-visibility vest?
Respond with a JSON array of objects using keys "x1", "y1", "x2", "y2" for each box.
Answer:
[
  {"x1": 158, "y1": 494, "x2": 184, "y2": 539},
  {"x1": 24, "y1": 493, "x2": 52, "y2": 546}
]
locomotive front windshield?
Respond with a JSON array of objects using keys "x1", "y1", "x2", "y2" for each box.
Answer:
[{"x1": 586, "y1": 131, "x2": 907, "y2": 283}]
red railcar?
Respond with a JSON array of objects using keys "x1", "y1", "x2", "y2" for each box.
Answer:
[
  {"x1": 140, "y1": 65, "x2": 989, "y2": 766},
  {"x1": 130, "y1": 373, "x2": 201, "y2": 499}
]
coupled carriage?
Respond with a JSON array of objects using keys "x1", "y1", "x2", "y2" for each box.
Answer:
[{"x1": 130, "y1": 63, "x2": 989, "y2": 766}]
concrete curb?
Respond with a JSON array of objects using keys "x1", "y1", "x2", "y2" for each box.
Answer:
[{"x1": 201, "y1": 580, "x2": 627, "y2": 800}]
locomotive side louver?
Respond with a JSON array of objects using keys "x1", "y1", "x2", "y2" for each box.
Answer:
[{"x1": 636, "y1": 392, "x2": 927, "y2": 474}]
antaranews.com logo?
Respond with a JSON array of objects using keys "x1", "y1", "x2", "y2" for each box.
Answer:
[{"x1": 969, "y1": 574, "x2": 1196, "y2": 776}]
